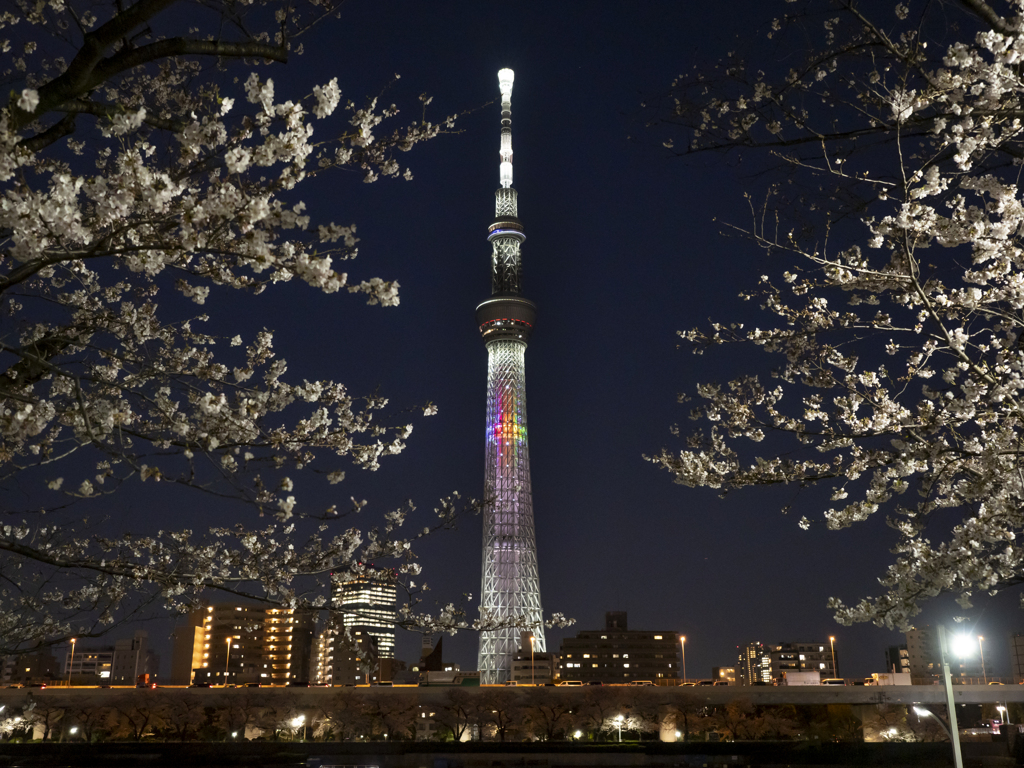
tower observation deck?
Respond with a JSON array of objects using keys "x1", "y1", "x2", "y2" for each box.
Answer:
[{"x1": 475, "y1": 68, "x2": 546, "y2": 685}]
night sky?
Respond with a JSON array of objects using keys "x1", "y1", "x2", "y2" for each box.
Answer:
[{"x1": 90, "y1": 0, "x2": 1024, "y2": 680}]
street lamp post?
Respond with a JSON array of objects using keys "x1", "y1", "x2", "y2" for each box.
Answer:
[
  {"x1": 680, "y1": 636, "x2": 686, "y2": 684},
  {"x1": 530, "y1": 634, "x2": 535, "y2": 687},
  {"x1": 829, "y1": 636, "x2": 837, "y2": 678},
  {"x1": 615, "y1": 715, "x2": 624, "y2": 743},
  {"x1": 67, "y1": 638, "x2": 76, "y2": 688},
  {"x1": 224, "y1": 637, "x2": 232, "y2": 685},
  {"x1": 978, "y1": 636, "x2": 987, "y2": 684},
  {"x1": 938, "y1": 625, "x2": 966, "y2": 768}
]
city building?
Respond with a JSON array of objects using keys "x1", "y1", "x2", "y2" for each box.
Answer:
[
  {"x1": 905, "y1": 627, "x2": 941, "y2": 682},
  {"x1": 111, "y1": 631, "x2": 159, "y2": 685},
  {"x1": 173, "y1": 604, "x2": 315, "y2": 685},
  {"x1": 476, "y1": 68, "x2": 547, "y2": 685},
  {"x1": 737, "y1": 641, "x2": 838, "y2": 683},
  {"x1": 325, "y1": 571, "x2": 397, "y2": 685},
  {"x1": 905, "y1": 626, "x2": 985, "y2": 683},
  {"x1": 769, "y1": 642, "x2": 838, "y2": 680},
  {"x1": 1012, "y1": 633, "x2": 1024, "y2": 684},
  {"x1": 737, "y1": 642, "x2": 772, "y2": 685},
  {"x1": 510, "y1": 632, "x2": 558, "y2": 685},
  {"x1": 64, "y1": 645, "x2": 114, "y2": 683},
  {"x1": 169, "y1": 615, "x2": 204, "y2": 685},
  {"x1": 712, "y1": 666, "x2": 737, "y2": 685},
  {"x1": 885, "y1": 644, "x2": 911, "y2": 675},
  {"x1": 312, "y1": 625, "x2": 335, "y2": 686},
  {"x1": 1, "y1": 648, "x2": 60, "y2": 685},
  {"x1": 557, "y1": 612, "x2": 679, "y2": 683},
  {"x1": 420, "y1": 635, "x2": 444, "y2": 673}
]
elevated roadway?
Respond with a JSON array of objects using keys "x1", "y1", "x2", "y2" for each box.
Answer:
[{"x1": 0, "y1": 684, "x2": 1020, "y2": 707}]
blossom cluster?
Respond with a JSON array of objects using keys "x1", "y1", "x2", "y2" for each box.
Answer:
[
  {"x1": 0, "y1": 0, "x2": 477, "y2": 652},
  {"x1": 650, "y1": 0, "x2": 1024, "y2": 628}
]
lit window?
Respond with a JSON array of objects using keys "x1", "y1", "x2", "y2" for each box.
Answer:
[{"x1": 654, "y1": 635, "x2": 663, "y2": 640}]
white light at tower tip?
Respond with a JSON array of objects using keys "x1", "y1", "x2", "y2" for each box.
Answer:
[
  {"x1": 498, "y1": 68, "x2": 514, "y2": 189},
  {"x1": 498, "y1": 68, "x2": 515, "y2": 94}
]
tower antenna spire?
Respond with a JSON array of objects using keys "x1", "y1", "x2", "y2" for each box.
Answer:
[
  {"x1": 475, "y1": 68, "x2": 546, "y2": 685},
  {"x1": 498, "y1": 68, "x2": 514, "y2": 189}
]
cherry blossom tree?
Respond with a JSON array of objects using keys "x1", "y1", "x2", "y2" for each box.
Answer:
[
  {"x1": 0, "y1": 0, "x2": 476, "y2": 654},
  {"x1": 648, "y1": 0, "x2": 1024, "y2": 628}
]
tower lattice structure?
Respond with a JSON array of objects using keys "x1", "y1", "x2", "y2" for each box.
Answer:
[{"x1": 476, "y1": 68, "x2": 546, "y2": 684}]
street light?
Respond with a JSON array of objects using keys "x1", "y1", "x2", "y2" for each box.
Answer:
[
  {"x1": 829, "y1": 636, "x2": 837, "y2": 678},
  {"x1": 997, "y1": 705, "x2": 1006, "y2": 726},
  {"x1": 614, "y1": 714, "x2": 624, "y2": 743},
  {"x1": 224, "y1": 637, "x2": 232, "y2": 685},
  {"x1": 67, "y1": 638, "x2": 76, "y2": 688},
  {"x1": 680, "y1": 636, "x2": 686, "y2": 684},
  {"x1": 978, "y1": 636, "x2": 987, "y2": 684},
  {"x1": 938, "y1": 626, "x2": 967, "y2": 768},
  {"x1": 291, "y1": 714, "x2": 306, "y2": 741},
  {"x1": 530, "y1": 634, "x2": 535, "y2": 687}
]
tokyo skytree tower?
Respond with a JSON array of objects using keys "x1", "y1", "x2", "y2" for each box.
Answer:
[{"x1": 475, "y1": 68, "x2": 546, "y2": 684}]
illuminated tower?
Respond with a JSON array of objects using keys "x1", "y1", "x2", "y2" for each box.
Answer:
[{"x1": 476, "y1": 68, "x2": 546, "y2": 684}]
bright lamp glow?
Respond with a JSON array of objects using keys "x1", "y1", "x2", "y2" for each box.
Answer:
[
  {"x1": 914, "y1": 707, "x2": 930, "y2": 717},
  {"x1": 498, "y1": 68, "x2": 514, "y2": 96},
  {"x1": 950, "y1": 634, "x2": 976, "y2": 658}
]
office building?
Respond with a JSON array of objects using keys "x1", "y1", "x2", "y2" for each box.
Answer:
[{"x1": 325, "y1": 571, "x2": 397, "y2": 685}]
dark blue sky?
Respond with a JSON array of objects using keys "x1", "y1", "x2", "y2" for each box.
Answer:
[{"x1": 101, "y1": 0, "x2": 1024, "y2": 680}]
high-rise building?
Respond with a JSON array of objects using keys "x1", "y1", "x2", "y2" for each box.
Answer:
[
  {"x1": 557, "y1": 612, "x2": 678, "y2": 684},
  {"x1": 738, "y1": 642, "x2": 772, "y2": 685},
  {"x1": 327, "y1": 571, "x2": 397, "y2": 685},
  {"x1": 476, "y1": 68, "x2": 546, "y2": 685},
  {"x1": 174, "y1": 604, "x2": 315, "y2": 685}
]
